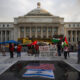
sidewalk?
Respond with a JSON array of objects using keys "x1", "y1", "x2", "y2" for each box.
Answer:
[{"x1": 0, "y1": 52, "x2": 80, "y2": 75}]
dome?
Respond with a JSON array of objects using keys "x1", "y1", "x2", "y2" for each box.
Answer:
[{"x1": 25, "y1": 2, "x2": 53, "y2": 16}]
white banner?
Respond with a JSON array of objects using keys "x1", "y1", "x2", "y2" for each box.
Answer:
[{"x1": 39, "y1": 46, "x2": 50, "y2": 52}]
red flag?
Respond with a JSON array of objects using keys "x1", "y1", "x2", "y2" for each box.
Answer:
[
  {"x1": 65, "y1": 36, "x2": 68, "y2": 45},
  {"x1": 32, "y1": 41, "x2": 37, "y2": 45}
]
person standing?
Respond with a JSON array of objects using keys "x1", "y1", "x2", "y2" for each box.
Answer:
[
  {"x1": 1, "y1": 45, "x2": 6, "y2": 56},
  {"x1": 17, "y1": 44, "x2": 22, "y2": 57},
  {"x1": 77, "y1": 41, "x2": 80, "y2": 64},
  {"x1": 35, "y1": 44, "x2": 39, "y2": 57},
  {"x1": 9, "y1": 43, "x2": 14, "y2": 58},
  {"x1": 57, "y1": 42, "x2": 61, "y2": 56},
  {"x1": 67, "y1": 45, "x2": 70, "y2": 57},
  {"x1": 64, "y1": 45, "x2": 68, "y2": 59}
]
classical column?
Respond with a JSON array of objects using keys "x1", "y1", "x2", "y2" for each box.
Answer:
[
  {"x1": 0, "y1": 30, "x2": 1, "y2": 42},
  {"x1": 24, "y1": 27, "x2": 26, "y2": 38},
  {"x1": 52, "y1": 27, "x2": 54, "y2": 37},
  {"x1": 5, "y1": 30, "x2": 7, "y2": 41},
  {"x1": 35, "y1": 26, "x2": 37, "y2": 38},
  {"x1": 79, "y1": 31, "x2": 80, "y2": 41},
  {"x1": 1, "y1": 31, "x2": 2, "y2": 42},
  {"x1": 47, "y1": 27, "x2": 48, "y2": 38},
  {"x1": 41, "y1": 27, "x2": 43, "y2": 38},
  {"x1": 18, "y1": 28, "x2": 20, "y2": 38},
  {"x1": 66, "y1": 30, "x2": 68, "y2": 42},
  {"x1": 71, "y1": 30, "x2": 73, "y2": 43},
  {"x1": 75, "y1": 30, "x2": 77, "y2": 42},
  {"x1": 30, "y1": 27, "x2": 32, "y2": 38},
  {"x1": 9, "y1": 31, "x2": 11, "y2": 40}
]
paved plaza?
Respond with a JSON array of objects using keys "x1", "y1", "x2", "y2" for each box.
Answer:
[{"x1": 0, "y1": 52, "x2": 80, "y2": 75}]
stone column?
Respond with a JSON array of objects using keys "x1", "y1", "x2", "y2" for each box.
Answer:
[
  {"x1": 35, "y1": 26, "x2": 37, "y2": 38},
  {"x1": 5, "y1": 30, "x2": 7, "y2": 41},
  {"x1": 0, "y1": 30, "x2": 1, "y2": 42},
  {"x1": 47, "y1": 27, "x2": 48, "y2": 38},
  {"x1": 18, "y1": 27, "x2": 20, "y2": 38},
  {"x1": 41, "y1": 27, "x2": 43, "y2": 38},
  {"x1": 75, "y1": 30, "x2": 77, "y2": 42},
  {"x1": 52, "y1": 27, "x2": 54, "y2": 37},
  {"x1": 9, "y1": 31, "x2": 11, "y2": 40},
  {"x1": 1, "y1": 31, "x2": 2, "y2": 42},
  {"x1": 71, "y1": 30, "x2": 73, "y2": 43},
  {"x1": 30, "y1": 27, "x2": 32, "y2": 38},
  {"x1": 79, "y1": 31, "x2": 80, "y2": 41},
  {"x1": 24, "y1": 27, "x2": 26, "y2": 38}
]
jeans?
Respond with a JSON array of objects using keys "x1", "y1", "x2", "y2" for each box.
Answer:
[
  {"x1": 57, "y1": 50, "x2": 61, "y2": 56},
  {"x1": 10, "y1": 51, "x2": 14, "y2": 58},
  {"x1": 64, "y1": 51, "x2": 67, "y2": 59},
  {"x1": 17, "y1": 52, "x2": 21, "y2": 57}
]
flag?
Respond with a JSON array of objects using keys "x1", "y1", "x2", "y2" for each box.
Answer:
[
  {"x1": 22, "y1": 69, "x2": 55, "y2": 79},
  {"x1": 32, "y1": 41, "x2": 37, "y2": 45},
  {"x1": 51, "y1": 38, "x2": 60, "y2": 43},
  {"x1": 62, "y1": 36, "x2": 68, "y2": 48},
  {"x1": 64, "y1": 36, "x2": 68, "y2": 45},
  {"x1": 25, "y1": 63, "x2": 55, "y2": 70}
]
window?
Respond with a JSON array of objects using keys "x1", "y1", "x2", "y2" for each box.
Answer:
[
  {"x1": 69, "y1": 24, "x2": 71, "y2": 27},
  {"x1": 3, "y1": 24, "x2": 5, "y2": 27},
  {"x1": 68, "y1": 37, "x2": 70, "y2": 42},
  {"x1": 32, "y1": 35, "x2": 35, "y2": 38},
  {"x1": 43, "y1": 35, "x2": 46, "y2": 38},
  {"x1": 54, "y1": 27, "x2": 58, "y2": 32},
  {"x1": 48, "y1": 27, "x2": 52, "y2": 32},
  {"x1": 37, "y1": 27, "x2": 41, "y2": 32},
  {"x1": 26, "y1": 27, "x2": 30, "y2": 32},
  {"x1": 20, "y1": 27, "x2": 24, "y2": 32},
  {"x1": 43, "y1": 27, "x2": 46, "y2": 32},
  {"x1": 38, "y1": 35, "x2": 41, "y2": 38},
  {"x1": 77, "y1": 24, "x2": 79, "y2": 27},
  {"x1": 32, "y1": 28, "x2": 35, "y2": 32},
  {"x1": 73, "y1": 24, "x2": 75, "y2": 27},
  {"x1": 7, "y1": 24, "x2": 9, "y2": 27},
  {"x1": 73, "y1": 37, "x2": 74, "y2": 42},
  {"x1": 77, "y1": 37, "x2": 78, "y2": 41}
]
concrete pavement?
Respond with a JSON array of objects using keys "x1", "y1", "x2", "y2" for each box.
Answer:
[{"x1": 0, "y1": 52, "x2": 80, "y2": 75}]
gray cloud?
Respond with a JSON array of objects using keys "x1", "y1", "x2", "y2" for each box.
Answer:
[{"x1": 0, "y1": 0, "x2": 80, "y2": 22}]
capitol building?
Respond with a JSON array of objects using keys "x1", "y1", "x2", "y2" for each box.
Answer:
[{"x1": 0, "y1": 2, "x2": 80, "y2": 50}]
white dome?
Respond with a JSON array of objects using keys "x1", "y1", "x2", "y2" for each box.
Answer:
[{"x1": 25, "y1": 8, "x2": 53, "y2": 16}]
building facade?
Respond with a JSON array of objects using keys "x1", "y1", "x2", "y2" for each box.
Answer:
[
  {"x1": 0, "y1": 22, "x2": 14, "y2": 42},
  {"x1": 0, "y1": 2, "x2": 80, "y2": 50},
  {"x1": 64, "y1": 22, "x2": 80, "y2": 51},
  {"x1": 14, "y1": 2, "x2": 64, "y2": 41}
]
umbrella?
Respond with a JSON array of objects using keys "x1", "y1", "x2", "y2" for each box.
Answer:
[
  {"x1": 0, "y1": 42, "x2": 2, "y2": 44},
  {"x1": 0, "y1": 42, "x2": 6, "y2": 44},
  {"x1": 4, "y1": 40, "x2": 20, "y2": 44}
]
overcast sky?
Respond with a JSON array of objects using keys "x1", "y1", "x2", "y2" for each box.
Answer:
[{"x1": 0, "y1": 0, "x2": 80, "y2": 22}]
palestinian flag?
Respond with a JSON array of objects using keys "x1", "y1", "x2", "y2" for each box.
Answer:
[
  {"x1": 64, "y1": 36, "x2": 68, "y2": 45},
  {"x1": 52, "y1": 38, "x2": 60, "y2": 43},
  {"x1": 62, "y1": 36, "x2": 68, "y2": 48}
]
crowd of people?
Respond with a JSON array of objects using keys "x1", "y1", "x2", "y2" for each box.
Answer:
[
  {"x1": 56, "y1": 41, "x2": 80, "y2": 64},
  {"x1": 0, "y1": 43, "x2": 22, "y2": 58},
  {"x1": 9, "y1": 43, "x2": 22, "y2": 58},
  {"x1": 0, "y1": 41, "x2": 80, "y2": 64},
  {"x1": 27, "y1": 44, "x2": 39, "y2": 57}
]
